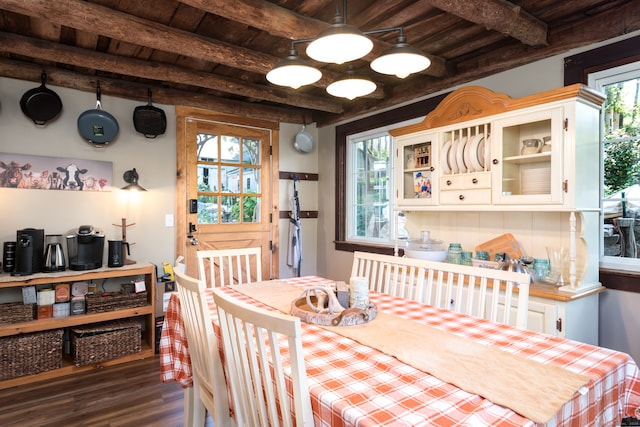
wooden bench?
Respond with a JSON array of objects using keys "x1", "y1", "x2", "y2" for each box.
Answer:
[{"x1": 351, "y1": 251, "x2": 531, "y2": 329}]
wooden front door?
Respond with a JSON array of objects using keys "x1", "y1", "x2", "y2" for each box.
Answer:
[{"x1": 176, "y1": 107, "x2": 279, "y2": 279}]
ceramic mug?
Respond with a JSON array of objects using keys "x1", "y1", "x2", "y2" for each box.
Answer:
[{"x1": 521, "y1": 138, "x2": 542, "y2": 155}]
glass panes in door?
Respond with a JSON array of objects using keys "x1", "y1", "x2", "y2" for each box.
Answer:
[{"x1": 197, "y1": 133, "x2": 261, "y2": 224}]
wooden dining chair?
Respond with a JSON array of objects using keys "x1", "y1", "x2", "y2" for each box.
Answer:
[
  {"x1": 211, "y1": 288, "x2": 314, "y2": 427},
  {"x1": 197, "y1": 247, "x2": 262, "y2": 288},
  {"x1": 174, "y1": 269, "x2": 234, "y2": 427}
]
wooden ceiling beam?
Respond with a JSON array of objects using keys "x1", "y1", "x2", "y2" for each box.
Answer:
[
  {"x1": 0, "y1": 0, "x2": 385, "y2": 97},
  {"x1": 178, "y1": 0, "x2": 448, "y2": 77},
  {"x1": 425, "y1": 0, "x2": 548, "y2": 46},
  {"x1": 0, "y1": 31, "x2": 344, "y2": 114},
  {"x1": 0, "y1": 58, "x2": 311, "y2": 124}
]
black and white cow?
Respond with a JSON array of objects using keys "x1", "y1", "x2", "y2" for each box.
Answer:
[{"x1": 57, "y1": 164, "x2": 88, "y2": 190}]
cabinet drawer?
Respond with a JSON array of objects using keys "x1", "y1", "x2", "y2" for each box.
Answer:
[
  {"x1": 440, "y1": 188, "x2": 492, "y2": 204},
  {"x1": 439, "y1": 172, "x2": 491, "y2": 190}
]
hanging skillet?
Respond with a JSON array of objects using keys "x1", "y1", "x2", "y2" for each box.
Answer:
[
  {"x1": 133, "y1": 88, "x2": 166, "y2": 138},
  {"x1": 20, "y1": 71, "x2": 63, "y2": 125},
  {"x1": 77, "y1": 81, "x2": 119, "y2": 146},
  {"x1": 294, "y1": 116, "x2": 315, "y2": 153}
]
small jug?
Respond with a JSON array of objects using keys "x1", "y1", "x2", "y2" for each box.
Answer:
[{"x1": 521, "y1": 138, "x2": 542, "y2": 155}]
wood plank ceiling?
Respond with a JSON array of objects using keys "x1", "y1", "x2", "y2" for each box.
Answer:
[{"x1": 0, "y1": 0, "x2": 637, "y2": 126}]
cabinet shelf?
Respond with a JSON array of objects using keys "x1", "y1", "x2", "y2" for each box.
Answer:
[
  {"x1": 0, "y1": 343, "x2": 154, "y2": 390},
  {"x1": 0, "y1": 305, "x2": 153, "y2": 337},
  {"x1": 0, "y1": 262, "x2": 156, "y2": 388},
  {"x1": 503, "y1": 152, "x2": 551, "y2": 164}
]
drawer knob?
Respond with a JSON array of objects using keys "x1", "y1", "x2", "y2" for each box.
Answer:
[
  {"x1": 492, "y1": 158, "x2": 499, "y2": 165},
  {"x1": 459, "y1": 194, "x2": 465, "y2": 200},
  {"x1": 446, "y1": 180, "x2": 452, "y2": 186},
  {"x1": 472, "y1": 178, "x2": 478, "y2": 184}
]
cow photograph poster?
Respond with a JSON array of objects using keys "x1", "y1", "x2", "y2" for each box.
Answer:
[{"x1": 0, "y1": 153, "x2": 112, "y2": 191}]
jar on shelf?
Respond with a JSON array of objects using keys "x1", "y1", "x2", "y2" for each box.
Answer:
[{"x1": 447, "y1": 243, "x2": 462, "y2": 264}]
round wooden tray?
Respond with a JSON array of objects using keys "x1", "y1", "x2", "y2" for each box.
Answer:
[{"x1": 290, "y1": 296, "x2": 377, "y2": 326}]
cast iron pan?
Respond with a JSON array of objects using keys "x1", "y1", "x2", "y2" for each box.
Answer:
[
  {"x1": 77, "y1": 81, "x2": 119, "y2": 146},
  {"x1": 133, "y1": 88, "x2": 166, "y2": 138},
  {"x1": 20, "y1": 72, "x2": 62, "y2": 125}
]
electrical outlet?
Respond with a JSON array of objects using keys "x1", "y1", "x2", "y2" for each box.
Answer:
[{"x1": 165, "y1": 214, "x2": 174, "y2": 227}]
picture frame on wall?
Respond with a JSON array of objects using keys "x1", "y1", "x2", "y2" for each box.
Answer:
[{"x1": 0, "y1": 153, "x2": 112, "y2": 192}]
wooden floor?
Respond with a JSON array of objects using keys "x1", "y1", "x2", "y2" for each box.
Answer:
[{"x1": 0, "y1": 356, "x2": 214, "y2": 427}]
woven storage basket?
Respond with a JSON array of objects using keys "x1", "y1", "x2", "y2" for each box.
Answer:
[
  {"x1": 0, "y1": 302, "x2": 35, "y2": 325},
  {"x1": 0, "y1": 329, "x2": 63, "y2": 381},
  {"x1": 72, "y1": 319, "x2": 141, "y2": 367},
  {"x1": 85, "y1": 292, "x2": 147, "y2": 314}
]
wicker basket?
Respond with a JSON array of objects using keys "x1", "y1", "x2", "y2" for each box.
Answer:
[
  {"x1": 72, "y1": 319, "x2": 142, "y2": 367},
  {"x1": 0, "y1": 329, "x2": 64, "y2": 381},
  {"x1": 0, "y1": 302, "x2": 36, "y2": 325},
  {"x1": 85, "y1": 292, "x2": 147, "y2": 314}
]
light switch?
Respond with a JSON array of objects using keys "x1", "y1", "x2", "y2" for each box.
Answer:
[{"x1": 165, "y1": 214, "x2": 174, "y2": 227}]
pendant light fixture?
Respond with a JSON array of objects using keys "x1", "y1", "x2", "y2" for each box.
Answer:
[
  {"x1": 266, "y1": 0, "x2": 430, "y2": 99},
  {"x1": 370, "y1": 31, "x2": 432, "y2": 78},
  {"x1": 266, "y1": 46, "x2": 322, "y2": 89},
  {"x1": 306, "y1": 7, "x2": 373, "y2": 65},
  {"x1": 326, "y1": 68, "x2": 377, "y2": 100}
]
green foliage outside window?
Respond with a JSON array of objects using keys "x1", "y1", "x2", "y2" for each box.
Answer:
[{"x1": 603, "y1": 80, "x2": 640, "y2": 196}]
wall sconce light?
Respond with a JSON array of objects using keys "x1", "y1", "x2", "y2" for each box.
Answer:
[{"x1": 121, "y1": 168, "x2": 147, "y2": 191}]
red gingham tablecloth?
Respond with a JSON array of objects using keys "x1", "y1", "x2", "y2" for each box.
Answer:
[{"x1": 160, "y1": 276, "x2": 640, "y2": 426}]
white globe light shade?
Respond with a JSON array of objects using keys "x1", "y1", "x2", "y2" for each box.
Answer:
[
  {"x1": 307, "y1": 25, "x2": 373, "y2": 64},
  {"x1": 326, "y1": 77, "x2": 377, "y2": 100},
  {"x1": 266, "y1": 63, "x2": 322, "y2": 89},
  {"x1": 370, "y1": 44, "x2": 431, "y2": 78},
  {"x1": 266, "y1": 52, "x2": 322, "y2": 89}
]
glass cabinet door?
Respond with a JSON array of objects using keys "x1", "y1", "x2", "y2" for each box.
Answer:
[
  {"x1": 492, "y1": 107, "x2": 564, "y2": 205},
  {"x1": 394, "y1": 132, "x2": 437, "y2": 207}
]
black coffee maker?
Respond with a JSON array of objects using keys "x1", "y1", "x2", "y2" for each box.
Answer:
[
  {"x1": 12, "y1": 228, "x2": 44, "y2": 276},
  {"x1": 66, "y1": 225, "x2": 105, "y2": 271}
]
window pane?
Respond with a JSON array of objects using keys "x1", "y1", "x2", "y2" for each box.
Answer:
[
  {"x1": 599, "y1": 72, "x2": 640, "y2": 260},
  {"x1": 198, "y1": 134, "x2": 218, "y2": 162},
  {"x1": 348, "y1": 134, "x2": 393, "y2": 243},
  {"x1": 222, "y1": 135, "x2": 240, "y2": 164},
  {"x1": 221, "y1": 165, "x2": 240, "y2": 193},
  {"x1": 243, "y1": 168, "x2": 259, "y2": 193},
  {"x1": 243, "y1": 138, "x2": 260, "y2": 165},
  {"x1": 198, "y1": 195, "x2": 219, "y2": 224},
  {"x1": 198, "y1": 165, "x2": 219, "y2": 192}
]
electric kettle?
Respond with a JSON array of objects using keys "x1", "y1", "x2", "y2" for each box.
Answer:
[{"x1": 43, "y1": 242, "x2": 66, "y2": 272}]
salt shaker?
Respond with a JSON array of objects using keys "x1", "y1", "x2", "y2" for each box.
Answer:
[{"x1": 349, "y1": 276, "x2": 369, "y2": 309}]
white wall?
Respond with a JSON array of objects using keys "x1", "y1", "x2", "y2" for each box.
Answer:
[
  {"x1": 316, "y1": 31, "x2": 640, "y2": 363},
  {"x1": 0, "y1": 77, "x2": 176, "y2": 270},
  {"x1": 277, "y1": 122, "x2": 319, "y2": 278}
]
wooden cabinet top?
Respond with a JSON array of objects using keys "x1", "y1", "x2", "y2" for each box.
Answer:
[{"x1": 389, "y1": 84, "x2": 605, "y2": 137}]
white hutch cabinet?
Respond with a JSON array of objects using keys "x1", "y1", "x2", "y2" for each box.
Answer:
[{"x1": 390, "y1": 85, "x2": 605, "y2": 344}]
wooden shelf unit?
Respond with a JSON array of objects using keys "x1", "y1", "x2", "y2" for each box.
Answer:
[{"x1": 0, "y1": 263, "x2": 156, "y2": 389}]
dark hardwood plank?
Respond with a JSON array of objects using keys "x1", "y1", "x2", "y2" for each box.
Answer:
[{"x1": 0, "y1": 357, "x2": 212, "y2": 427}]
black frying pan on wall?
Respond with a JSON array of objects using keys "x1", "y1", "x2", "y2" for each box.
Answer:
[{"x1": 20, "y1": 72, "x2": 63, "y2": 125}]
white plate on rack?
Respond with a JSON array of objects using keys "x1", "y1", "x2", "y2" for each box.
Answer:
[
  {"x1": 456, "y1": 136, "x2": 468, "y2": 173},
  {"x1": 483, "y1": 134, "x2": 491, "y2": 170},
  {"x1": 441, "y1": 140, "x2": 452, "y2": 174},
  {"x1": 449, "y1": 138, "x2": 460, "y2": 174},
  {"x1": 467, "y1": 133, "x2": 484, "y2": 172}
]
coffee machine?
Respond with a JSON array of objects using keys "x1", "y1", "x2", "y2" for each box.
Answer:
[
  {"x1": 12, "y1": 228, "x2": 44, "y2": 276},
  {"x1": 66, "y1": 225, "x2": 105, "y2": 271}
]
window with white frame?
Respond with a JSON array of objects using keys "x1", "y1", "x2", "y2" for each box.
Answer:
[
  {"x1": 346, "y1": 129, "x2": 394, "y2": 244},
  {"x1": 589, "y1": 61, "x2": 640, "y2": 270}
]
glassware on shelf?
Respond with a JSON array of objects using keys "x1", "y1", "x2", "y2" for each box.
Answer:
[{"x1": 546, "y1": 246, "x2": 569, "y2": 286}]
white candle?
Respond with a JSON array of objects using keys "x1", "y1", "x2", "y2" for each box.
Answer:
[{"x1": 349, "y1": 276, "x2": 369, "y2": 309}]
